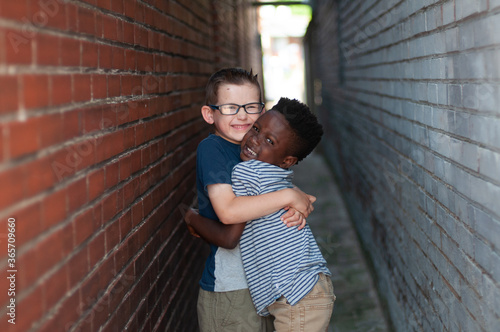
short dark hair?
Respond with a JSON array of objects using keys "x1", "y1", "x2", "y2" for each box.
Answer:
[
  {"x1": 205, "y1": 68, "x2": 262, "y2": 105},
  {"x1": 270, "y1": 97, "x2": 323, "y2": 163}
]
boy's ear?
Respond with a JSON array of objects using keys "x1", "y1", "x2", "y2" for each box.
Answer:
[
  {"x1": 281, "y1": 156, "x2": 298, "y2": 169},
  {"x1": 201, "y1": 105, "x2": 215, "y2": 124}
]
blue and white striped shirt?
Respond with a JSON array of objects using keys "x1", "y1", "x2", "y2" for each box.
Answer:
[{"x1": 232, "y1": 159, "x2": 331, "y2": 316}]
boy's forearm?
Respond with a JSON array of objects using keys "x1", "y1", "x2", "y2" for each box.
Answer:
[
  {"x1": 186, "y1": 211, "x2": 245, "y2": 249},
  {"x1": 212, "y1": 187, "x2": 295, "y2": 224}
]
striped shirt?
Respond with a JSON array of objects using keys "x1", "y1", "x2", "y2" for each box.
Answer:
[{"x1": 232, "y1": 159, "x2": 331, "y2": 316}]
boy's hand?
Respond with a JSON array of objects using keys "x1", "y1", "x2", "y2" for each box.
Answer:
[
  {"x1": 289, "y1": 187, "x2": 316, "y2": 218},
  {"x1": 281, "y1": 207, "x2": 307, "y2": 230},
  {"x1": 184, "y1": 208, "x2": 201, "y2": 238}
]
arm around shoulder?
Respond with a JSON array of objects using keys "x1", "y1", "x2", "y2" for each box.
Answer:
[
  {"x1": 184, "y1": 208, "x2": 245, "y2": 249},
  {"x1": 208, "y1": 183, "x2": 312, "y2": 224}
]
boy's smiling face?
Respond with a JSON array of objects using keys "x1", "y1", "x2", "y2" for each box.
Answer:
[
  {"x1": 207, "y1": 83, "x2": 262, "y2": 144},
  {"x1": 240, "y1": 110, "x2": 297, "y2": 168}
]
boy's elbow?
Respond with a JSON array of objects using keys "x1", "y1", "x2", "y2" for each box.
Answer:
[
  {"x1": 219, "y1": 217, "x2": 235, "y2": 225},
  {"x1": 216, "y1": 235, "x2": 239, "y2": 249},
  {"x1": 223, "y1": 238, "x2": 239, "y2": 249},
  {"x1": 218, "y1": 212, "x2": 238, "y2": 225}
]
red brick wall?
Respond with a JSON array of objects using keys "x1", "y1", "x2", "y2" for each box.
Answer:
[{"x1": 0, "y1": 1, "x2": 262, "y2": 331}]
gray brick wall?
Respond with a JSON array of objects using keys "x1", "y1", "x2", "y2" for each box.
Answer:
[{"x1": 305, "y1": 0, "x2": 500, "y2": 330}]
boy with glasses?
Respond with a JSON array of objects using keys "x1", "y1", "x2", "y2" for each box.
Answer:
[
  {"x1": 191, "y1": 68, "x2": 315, "y2": 331},
  {"x1": 188, "y1": 97, "x2": 335, "y2": 331}
]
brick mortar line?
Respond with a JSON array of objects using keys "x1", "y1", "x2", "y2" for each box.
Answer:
[
  {"x1": 0, "y1": 106, "x2": 200, "y2": 179},
  {"x1": 343, "y1": 75, "x2": 500, "y2": 85},
  {"x1": 0, "y1": 56, "x2": 216, "y2": 74},
  {"x1": 340, "y1": 0, "x2": 408, "y2": 37},
  {"x1": 366, "y1": 196, "x2": 493, "y2": 328},
  {"x1": 328, "y1": 92, "x2": 500, "y2": 148},
  {"x1": 138, "y1": 0, "x2": 212, "y2": 30},
  {"x1": 0, "y1": 115, "x2": 202, "y2": 225},
  {"x1": 0, "y1": 87, "x2": 202, "y2": 136},
  {"x1": 73, "y1": 0, "x2": 213, "y2": 43},
  {"x1": 341, "y1": 0, "x2": 450, "y2": 35},
  {"x1": 326, "y1": 98, "x2": 500, "y2": 209},
  {"x1": 339, "y1": 0, "x2": 386, "y2": 28},
  {"x1": 339, "y1": 9, "x2": 500, "y2": 62},
  {"x1": 341, "y1": 2, "x2": 499, "y2": 40},
  {"x1": 326, "y1": 90, "x2": 500, "y2": 151},
  {"x1": 340, "y1": 198, "x2": 420, "y2": 328},
  {"x1": 0, "y1": 24, "x2": 210, "y2": 60},
  {"x1": 371, "y1": 214, "x2": 457, "y2": 328},
  {"x1": 0, "y1": 143, "x2": 189, "y2": 276},
  {"x1": 368, "y1": 147, "x2": 491, "y2": 254},
  {"x1": 369, "y1": 141, "x2": 500, "y2": 232},
  {"x1": 330, "y1": 134, "x2": 500, "y2": 254},
  {"x1": 351, "y1": 109, "x2": 500, "y2": 192},
  {"x1": 401, "y1": 164, "x2": 500, "y2": 255},
  {"x1": 408, "y1": 220, "x2": 493, "y2": 327},
  {"x1": 121, "y1": 186, "x2": 195, "y2": 332},
  {"x1": 147, "y1": 190, "x2": 200, "y2": 331},
  {"x1": 69, "y1": 170, "x2": 196, "y2": 332},
  {"x1": 0, "y1": 11, "x2": 213, "y2": 61},
  {"x1": 343, "y1": 44, "x2": 500, "y2": 73},
  {"x1": 0, "y1": 144, "x2": 198, "y2": 329},
  {"x1": 338, "y1": 84, "x2": 500, "y2": 119},
  {"x1": 320, "y1": 2, "x2": 498, "y2": 328},
  {"x1": 134, "y1": 226, "x2": 197, "y2": 332},
  {"x1": 0, "y1": 86, "x2": 206, "y2": 125}
]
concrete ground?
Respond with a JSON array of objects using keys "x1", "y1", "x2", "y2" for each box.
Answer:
[{"x1": 293, "y1": 152, "x2": 392, "y2": 332}]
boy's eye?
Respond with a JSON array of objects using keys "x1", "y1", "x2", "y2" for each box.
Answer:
[
  {"x1": 253, "y1": 125, "x2": 259, "y2": 132},
  {"x1": 266, "y1": 138, "x2": 274, "y2": 145}
]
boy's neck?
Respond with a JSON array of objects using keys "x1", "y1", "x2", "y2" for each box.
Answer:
[{"x1": 213, "y1": 132, "x2": 241, "y2": 145}]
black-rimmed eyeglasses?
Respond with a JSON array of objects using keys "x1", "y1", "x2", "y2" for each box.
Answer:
[{"x1": 208, "y1": 103, "x2": 265, "y2": 115}]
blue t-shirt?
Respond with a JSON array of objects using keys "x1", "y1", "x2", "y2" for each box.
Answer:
[{"x1": 196, "y1": 134, "x2": 248, "y2": 292}]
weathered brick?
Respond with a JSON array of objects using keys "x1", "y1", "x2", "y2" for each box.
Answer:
[
  {"x1": 442, "y1": 1, "x2": 455, "y2": 25},
  {"x1": 35, "y1": 33, "x2": 60, "y2": 66},
  {"x1": 0, "y1": 75, "x2": 19, "y2": 113},
  {"x1": 307, "y1": 1, "x2": 500, "y2": 330},
  {"x1": 456, "y1": 0, "x2": 480, "y2": 20},
  {"x1": 479, "y1": 147, "x2": 500, "y2": 182},
  {"x1": 447, "y1": 84, "x2": 462, "y2": 107},
  {"x1": 0, "y1": 1, "x2": 261, "y2": 331},
  {"x1": 477, "y1": 84, "x2": 499, "y2": 112},
  {"x1": 444, "y1": 27, "x2": 458, "y2": 53}
]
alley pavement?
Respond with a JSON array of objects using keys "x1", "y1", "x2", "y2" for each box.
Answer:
[{"x1": 293, "y1": 152, "x2": 391, "y2": 332}]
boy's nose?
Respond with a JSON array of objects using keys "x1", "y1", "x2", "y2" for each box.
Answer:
[
  {"x1": 250, "y1": 134, "x2": 259, "y2": 145},
  {"x1": 235, "y1": 107, "x2": 247, "y2": 119}
]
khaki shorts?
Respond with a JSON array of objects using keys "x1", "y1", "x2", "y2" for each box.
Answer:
[
  {"x1": 268, "y1": 273, "x2": 336, "y2": 332},
  {"x1": 197, "y1": 287, "x2": 274, "y2": 332}
]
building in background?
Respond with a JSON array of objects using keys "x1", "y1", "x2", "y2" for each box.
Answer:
[{"x1": 258, "y1": 1, "x2": 311, "y2": 108}]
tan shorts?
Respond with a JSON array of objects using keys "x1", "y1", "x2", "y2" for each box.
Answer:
[
  {"x1": 268, "y1": 273, "x2": 336, "y2": 332},
  {"x1": 197, "y1": 287, "x2": 274, "y2": 332}
]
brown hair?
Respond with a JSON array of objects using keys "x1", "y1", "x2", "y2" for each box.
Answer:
[{"x1": 205, "y1": 68, "x2": 262, "y2": 105}]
